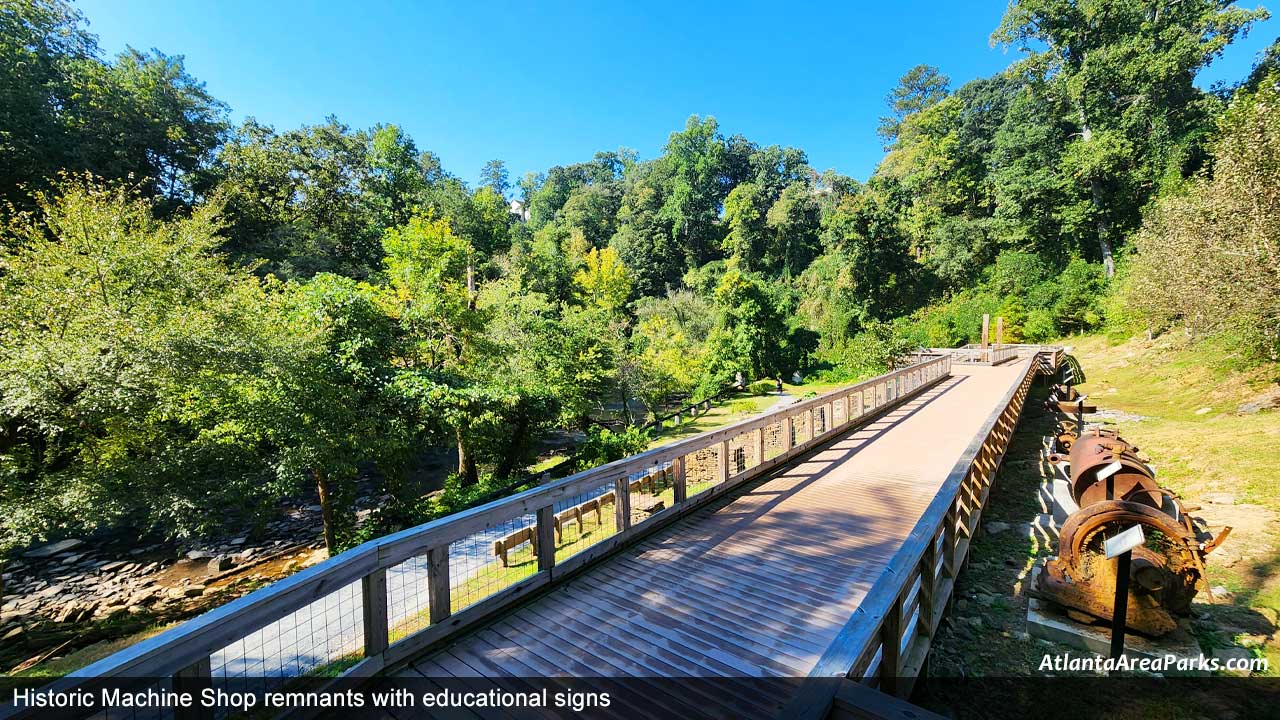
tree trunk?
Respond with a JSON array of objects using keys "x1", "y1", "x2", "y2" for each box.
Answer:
[
  {"x1": 1089, "y1": 177, "x2": 1116, "y2": 278},
  {"x1": 314, "y1": 469, "x2": 336, "y2": 555},
  {"x1": 456, "y1": 428, "x2": 478, "y2": 487},
  {"x1": 1077, "y1": 108, "x2": 1116, "y2": 278},
  {"x1": 494, "y1": 414, "x2": 530, "y2": 481}
]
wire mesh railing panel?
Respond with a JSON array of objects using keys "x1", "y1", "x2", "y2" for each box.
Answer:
[
  {"x1": 762, "y1": 420, "x2": 785, "y2": 460},
  {"x1": 814, "y1": 405, "x2": 829, "y2": 435},
  {"x1": 685, "y1": 444, "x2": 721, "y2": 498},
  {"x1": 386, "y1": 552, "x2": 430, "y2": 642},
  {"x1": 792, "y1": 410, "x2": 811, "y2": 446},
  {"x1": 450, "y1": 513, "x2": 539, "y2": 614},
  {"x1": 833, "y1": 397, "x2": 847, "y2": 426},
  {"x1": 725, "y1": 430, "x2": 757, "y2": 478},
  {"x1": 210, "y1": 579, "x2": 363, "y2": 691},
  {"x1": 555, "y1": 481, "x2": 621, "y2": 558}
]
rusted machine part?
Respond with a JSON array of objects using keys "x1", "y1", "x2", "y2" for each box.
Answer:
[
  {"x1": 1068, "y1": 430, "x2": 1163, "y2": 510},
  {"x1": 1203, "y1": 526, "x2": 1233, "y2": 554},
  {"x1": 1053, "y1": 419, "x2": 1079, "y2": 452},
  {"x1": 1031, "y1": 500, "x2": 1207, "y2": 636}
]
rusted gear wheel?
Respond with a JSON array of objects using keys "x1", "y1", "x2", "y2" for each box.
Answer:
[{"x1": 1032, "y1": 500, "x2": 1204, "y2": 636}]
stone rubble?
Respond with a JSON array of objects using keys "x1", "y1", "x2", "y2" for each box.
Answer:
[{"x1": 0, "y1": 494, "x2": 388, "y2": 653}]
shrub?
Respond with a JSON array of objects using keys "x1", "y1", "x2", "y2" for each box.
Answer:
[{"x1": 574, "y1": 426, "x2": 651, "y2": 471}]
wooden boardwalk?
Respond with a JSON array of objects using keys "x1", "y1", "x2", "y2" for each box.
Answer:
[{"x1": 396, "y1": 363, "x2": 1029, "y2": 700}]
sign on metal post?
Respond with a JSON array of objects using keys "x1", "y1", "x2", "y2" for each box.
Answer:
[
  {"x1": 1105, "y1": 524, "x2": 1144, "y2": 559},
  {"x1": 1105, "y1": 524, "x2": 1145, "y2": 666}
]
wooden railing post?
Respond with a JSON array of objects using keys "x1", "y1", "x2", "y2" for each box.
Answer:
[
  {"x1": 427, "y1": 544, "x2": 451, "y2": 624},
  {"x1": 614, "y1": 476, "x2": 632, "y2": 531},
  {"x1": 536, "y1": 505, "x2": 556, "y2": 571},
  {"x1": 943, "y1": 506, "x2": 959, "y2": 579},
  {"x1": 672, "y1": 456, "x2": 687, "y2": 504},
  {"x1": 174, "y1": 656, "x2": 213, "y2": 720},
  {"x1": 361, "y1": 568, "x2": 389, "y2": 656},
  {"x1": 718, "y1": 439, "x2": 730, "y2": 482},
  {"x1": 919, "y1": 540, "x2": 937, "y2": 638},
  {"x1": 880, "y1": 594, "x2": 904, "y2": 695},
  {"x1": 782, "y1": 415, "x2": 793, "y2": 452},
  {"x1": 753, "y1": 428, "x2": 764, "y2": 467}
]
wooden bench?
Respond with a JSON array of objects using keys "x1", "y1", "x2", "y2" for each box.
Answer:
[{"x1": 492, "y1": 490, "x2": 621, "y2": 566}]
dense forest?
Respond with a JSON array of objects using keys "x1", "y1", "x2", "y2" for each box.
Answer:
[{"x1": 1, "y1": 0, "x2": 1277, "y2": 557}]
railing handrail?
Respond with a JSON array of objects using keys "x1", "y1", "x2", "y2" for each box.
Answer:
[
  {"x1": 805, "y1": 355, "x2": 1036, "y2": 678},
  {"x1": 51, "y1": 353, "x2": 955, "y2": 685},
  {"x1": 784, "y1": 346, "x2": 1058, "y2": 718}
]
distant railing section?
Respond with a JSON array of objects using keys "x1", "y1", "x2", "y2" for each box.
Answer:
[
  {"x1": 924, "y1": 342, "x2": 1058, "y2": 367},
  {"x1": 3, "y1": 354, "x2": 956, "y2": 718},
  {"x1": 784, "y1": 348, "x2": 1060, "y2": 718}
]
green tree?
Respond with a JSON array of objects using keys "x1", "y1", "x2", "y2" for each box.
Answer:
[
  {"x1": 993, "y1": 0, "x2": 1267, "y2": 276},
  {"x1": 877, "y1": 64, "x2": 951, "y2": 147},
  {"x1": 479, "y1": 159, "x2": 510, "y2": 197},
  {"x1": 574, "y1": 246, "x2": 633, "y2": 312},
  {"x1": 0, "y1": 1, "x2": 227, "y2": 209},
  {"x1": 0, "y1": 177, "x2": 271, "y2": 551},
  {"x1": 721, "y1": 182, "x2": 769, "y2": 268}
]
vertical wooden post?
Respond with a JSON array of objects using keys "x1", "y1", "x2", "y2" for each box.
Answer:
[
  {"x1": 844, "y1": 394, "x2": 853, "y2": 425},
  {"x1": 919, "y1": 540, "x2": 937, "y2": 637},
  {"x1": 880, "y1": 595, "x2": 904, "y2": 695},
  {"x1": 996, "y1": 316, "x2": 1004, "y2": 346},
  {"x1": 536, "y1": 505, "x2": 556, "y2": 571},
  {"x1": 943, "y1": 506, "x2": 958, "y2": 578},
  {"x1": 361, "y1": 568, "x2": 389, "y2": 656},
  {"x1": 427, "y1": 544, "x2": 451, "y2": 623},
  {"x1": 982, "y1": 313, "x2": 990, "y2": 348},
  {"x1": 806, "y1": 408, "x2": 815, "y2": 442},
  {"x1": 753, "y1": 427, "x2": 764, "y2": 466},
  {"x1": 717, "y1": 439, "x2": 729, "y2": 482},
  {"x1": 614, "y1": 476, "x2": 631, "y2": 531},
  {"x1": 782, "y1": 415, "x2": 793, "y2": 452},
  {"x1": 672, "y1": 455, "x2": 687, "y2": 504},
  {"x1": 174, "y1": 656, "x2": 213, "y2": 720}
]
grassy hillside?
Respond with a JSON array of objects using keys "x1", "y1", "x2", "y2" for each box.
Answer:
[
  {"x1": 1070, "y1": 334, "x2": 1280, "y2": 656},
  {"x1": 918, "y1": 332, "x2": 1279, "y2": 717}
]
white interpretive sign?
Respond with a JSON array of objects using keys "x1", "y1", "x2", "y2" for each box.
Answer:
[{"x1": 1105, "y1": 524, "x2": 1145, "y2": 559}]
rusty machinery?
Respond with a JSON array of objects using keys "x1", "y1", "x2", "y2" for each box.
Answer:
[{"x1": 1031, "y1": 405, "x2": 1232, "y2": 636}]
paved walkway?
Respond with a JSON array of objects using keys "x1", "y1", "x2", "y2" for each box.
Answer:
[{"x1": 394, "y1": 363, "x2": 1029, "y2": 713}]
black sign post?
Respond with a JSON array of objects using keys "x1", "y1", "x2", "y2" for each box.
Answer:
[{"x1": 1104, "y1": 524, "x2": 1145, "y2": 673}]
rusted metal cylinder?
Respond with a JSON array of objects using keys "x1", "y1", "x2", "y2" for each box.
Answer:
[{"x1": 1068, "y1": 430, "x2": 1163, "y2": 510}]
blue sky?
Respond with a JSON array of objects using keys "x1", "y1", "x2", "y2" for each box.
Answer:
[{"x1": 76, "y1": 0, "x2": 1277, "y2": 185}]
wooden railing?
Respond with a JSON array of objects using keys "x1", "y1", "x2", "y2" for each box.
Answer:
[
  {"x1": 927, "y1": 342, "x2": 1056, "y2": 367},
  {"x1": 783, "y1": 351, "x2": 1055, "y2": 718},
  {"x1": 4, "y1": 354, "x2": 955, "y2": 717}
]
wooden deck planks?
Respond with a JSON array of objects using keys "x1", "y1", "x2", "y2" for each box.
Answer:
[{"x1": 402, "y1": 364, "x2": 1026, "y2": 684}]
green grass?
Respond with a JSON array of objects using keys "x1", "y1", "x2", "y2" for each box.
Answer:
[
  {"x1": 645, "y1": 378, "x2": 855, "y2": 451},
  {"x1": 646, "y1": 391, "x2": 779, "y2": 448},
  {"x1": 918, "y1": 331, "x2": 1280, "y2": 715},
  {"x1": 7, "y1": 620, "x2": 177, "y2": 678},
  {"x1": 1067, "y1": 333, "x2": 1280, "y2": 671}
]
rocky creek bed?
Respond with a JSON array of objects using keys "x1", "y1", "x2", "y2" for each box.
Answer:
[{"x1": 0, "y1": 496, "x2": 389, "y2": 674}]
